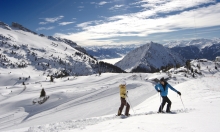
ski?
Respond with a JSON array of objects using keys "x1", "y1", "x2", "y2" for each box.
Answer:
[
  {"x1": 157, "y1": 111, "x2": 177, "y2": 114},
  {"x1": 115, "y1": 114, "x2": 130, "y2": 119}
]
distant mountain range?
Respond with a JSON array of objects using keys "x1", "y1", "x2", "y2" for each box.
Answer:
[
  {"x1": 84, "y1": 44, "x2": 142, "y2": 60},
  {"x1": 163, "y1": 38, "x2": 220, "y2": 49},
  {"x1": 165, "y1": 39, "x2": 220, "y2": 60},
  {"x1": 115, "y1": 42, "x2": 185, "y2": 72},
  {"x1": 85, "y1": 39, "x2": 220, "y2": 72},
  {"x1": 85, "y1": 38, "x2": 220, "y2": 63}
]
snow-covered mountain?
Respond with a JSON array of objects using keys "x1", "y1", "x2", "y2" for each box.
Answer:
[
  {"x1": 115, "y1": 42, "x2": 185, "y2": 72},
  {"x1": 0, "y1": 21, "x2": 124, "y2": 78},
  {"x1": 164, "y1": 38, "x2": 220, "y2": 60},
  {"x1": 85, "y1": 44, "x2": 142, "y2": 60},
  {"x1": 163, "y1": 38, "x2": 219, "y2": 49}
]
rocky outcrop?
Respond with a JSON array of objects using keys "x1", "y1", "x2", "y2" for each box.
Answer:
[
  {"x1": 11, "y1": 22, "x2": 37, "y2": 35},
  {"x1": 0, "y1": 21, "x2": 11, "y2": 30},
  {"x1": 39, "y1": 34, "x2": 45, "y2": 37},
  {"x1": 48, "y1": 36, "x2": 87, "y2": 54}
]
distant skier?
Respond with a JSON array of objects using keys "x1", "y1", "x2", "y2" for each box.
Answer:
[
  {"x1": 155, "y1": 77, "x2": 181, "y2": 113},
  {"x1": 40, "y1": 88, "x2": 46, "y2": 97},
  {"x1": 117, "y1": 81, "x2": 130, "y2": 116}
]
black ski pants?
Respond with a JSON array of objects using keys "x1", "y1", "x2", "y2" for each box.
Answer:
[
  {"x1": 118, "y1": 97, "x2": 130, "y2": 116},
  {"x1": 159, "y1": 96, "x2": 172, "y2": 112}
]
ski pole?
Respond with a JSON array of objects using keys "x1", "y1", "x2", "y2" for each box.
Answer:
[
  {"x1": 127, "y1": 96, "x2": 135, "y2": 115},
  {"x1": 160, "y1": 94, "x2": 162, "y2": 112},
  {"x1": 180, "y1": 96, "x2": 185, "y2": 110},
  {"x1": 126, "y1": 91, "x2": 135, "y2": 115}
]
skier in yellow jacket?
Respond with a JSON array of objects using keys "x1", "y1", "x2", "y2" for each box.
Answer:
[{"x1": 117, "y1": 81, "x2": 130, "y2": 116}]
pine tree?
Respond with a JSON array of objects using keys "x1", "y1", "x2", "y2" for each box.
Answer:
[
  {"x1": 50, "y1": 75, "x2": 53, "y2": 82},
  {"x1": 186, "y1": 60, "x2": 191, "y2": 73}
]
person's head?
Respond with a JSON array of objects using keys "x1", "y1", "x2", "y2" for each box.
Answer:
[
  {"x1": 160, "y1": 77, "x2": 165, "y2": 85},
  {"x1": 121, "y1": 80, "x2": 126, "y2": 86}
]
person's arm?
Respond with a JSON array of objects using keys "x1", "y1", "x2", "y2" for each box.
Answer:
[
  {"x1": 167, "y1": 83, "x2": 178, "y2": 92},
  {"x1": 124, "y1": 86, "x2": 127, "y2": 97},
  {"x1": 155, "y1": 84, "x2": 161, "y2": 92},
  {"x1": 167, "y1": 84, "x2": 181, "y2": 95}
]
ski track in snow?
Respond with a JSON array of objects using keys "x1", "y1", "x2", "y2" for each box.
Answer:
[{"x1": 27, "y1": 108, "x2": 195, "y2": 132}]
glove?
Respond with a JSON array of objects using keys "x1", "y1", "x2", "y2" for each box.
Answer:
[
  {"x1": 157, "y1": 90, "x2": 161, "y2": 92},
  {"x1": 177, "y1": 91, "x2": 181, "y2": 96}
]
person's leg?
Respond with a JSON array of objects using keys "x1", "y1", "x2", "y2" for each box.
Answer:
[
  {"x1": 125, "y1": 101, "x2": 130, "y2": 116},
  {"x1": 118, "y1": 97, "x2": 126, "y2": 115},
  {"x1": 158, "y1": 96, "x2": 166, "y2": 112},
  {"x1": 165, "y1": 97, "x2": 172, "y2": 112}
]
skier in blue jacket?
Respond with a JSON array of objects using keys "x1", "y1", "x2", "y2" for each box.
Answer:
[{"x1": 155, "y1": 77, "x2": 181, "y2": 113}]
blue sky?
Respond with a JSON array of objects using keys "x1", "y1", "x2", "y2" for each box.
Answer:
[{"x1": 1, "y1": 0, "x2": 220, "y2": 46}]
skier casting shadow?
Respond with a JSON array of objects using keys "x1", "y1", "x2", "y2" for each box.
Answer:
[
  {"x1": 155, "y1": 77, "x2": 181, "y2": 113},
  {"x1": 117, "y1": 81, "x2": 130, "y2": 116}
]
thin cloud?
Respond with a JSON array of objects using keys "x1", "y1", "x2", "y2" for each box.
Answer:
[
  {"x1": 76, "y1": 21, "x2": 94, "y2": 28},
  {"x1": 109, "y1": 5, "x2": 124, "y2": 10},
  {"x1": 78, "y1": 6, "x2": 84, "y2": 11},
  {"x1": 36, "y1": 26, "x2": 55, "y2": 31},
  {"x1": 98, "y1": 1, "x2": 109, "y2": 5},
  {"x1": 39, "y1": 16, "x2": 64, "y2": 25},
  {"x1": 90, "y1": 2, "x2": 96, "y2": 4},
  {"x1": 78, "y1": 6, "x2": 84, "y2": 8},
  {"x1": 59, "y1": 22, "x2": 75, "y2": 26},
  {"x1": 76, "y1": 20, "x2": 103, "y2": 28},
  {"x1": 55, "y1": 1, "x2": 220, "y2": 46}
]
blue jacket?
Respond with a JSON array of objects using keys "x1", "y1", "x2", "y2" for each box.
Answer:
[{"x1": 155, "y1": 83, "x2": 178, "y2": 97}]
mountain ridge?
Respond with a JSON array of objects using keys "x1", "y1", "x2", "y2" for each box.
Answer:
[
  {"x1": 115, "y1": 42, "x2": 185, "y2": 72},
  {"x1": 165, "y1": 39, "x2": 220, "y2": 60},
  {"x1": 85, "y1": 44, "x2": 142, "y2": 60}
]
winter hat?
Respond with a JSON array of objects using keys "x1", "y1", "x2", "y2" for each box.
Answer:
[{"x1": 160, "y1": 77, "x2": 165, "y2": 82}]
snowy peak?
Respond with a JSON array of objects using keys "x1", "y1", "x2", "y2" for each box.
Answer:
[
  {"x1": 188, "y1": 39, "x2": 214, "y2": 49},
  {"x1": 164, "y1": 38, "x2": 219, "y2": 49},
  {"x1": 115, "y1": 42, "x2": 185, "y2": 72},
  {"x1": 164, "y1": 38, "x2": 220, "y2": 60},
  {"x1": 163, "y1": 40, "x2": 189, "y2": 48}
]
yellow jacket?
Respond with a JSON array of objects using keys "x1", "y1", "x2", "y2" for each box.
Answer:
[{"x1": 119, "y1": 84, "x2": 127, "y2": 98}]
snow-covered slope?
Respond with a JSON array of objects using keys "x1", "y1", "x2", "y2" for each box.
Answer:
[
  {"x1": 0, "y1": 72, "x2": 157, "y2": 131},
  {"x1": 115, "y1": 42, "x2": 185, "y2": 72},
  {"x1": 0, "y1": 21, "x2": 125, "y2": 79},
  {"x1": 0, "y1": 59, "x2": 219, "y2": 132}
]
